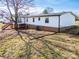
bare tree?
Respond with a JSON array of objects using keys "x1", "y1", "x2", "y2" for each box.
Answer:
[{"x1": 0, "y1": 0, "x2": 34, "y2": 30}]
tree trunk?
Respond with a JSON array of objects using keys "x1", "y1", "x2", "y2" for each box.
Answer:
[
  {"x1": 15, "y1": 12, "x2": 18, "y2": 30},
  {"x1": 14, "y1": 0, "x2": 19, "y2": 30}
]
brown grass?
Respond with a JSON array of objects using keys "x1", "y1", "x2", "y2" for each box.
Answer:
[{"x1": 0, "y1": 21, "x2": 79, "y2": 59}]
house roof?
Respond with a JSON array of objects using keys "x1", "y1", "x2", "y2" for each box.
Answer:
[{"x1": 21, "y1": 12, "x2": 76, "y2": 18}]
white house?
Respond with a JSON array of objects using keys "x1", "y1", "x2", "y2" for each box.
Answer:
[{"x1": 17, "y1": 12, "x2": 76, "y2": 32}]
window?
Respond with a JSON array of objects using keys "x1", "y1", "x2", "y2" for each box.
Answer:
[
  {"x1": 26, "y1": 18, "x2": 28, "y2": 22},
  {"x1": 17, "y1": 18, "x2": 21, "y2": 23},
  {"x1": 33, "y1": 18, "x2": 35, "y2": 22},
  {"x1": 23, "y1": 18, "x2": 25, "y2": 24},
  {"x1": 38, "y1": 17, "x2": 40, "y2": 21},
  {"x1": 45, "y1": 18, "x2": 49, "y2": 23}
]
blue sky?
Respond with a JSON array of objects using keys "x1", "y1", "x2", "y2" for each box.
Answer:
[
  {"x1": 33, "y1": 0, "x2": 79, "y2": 14},
  {"x1": 0, "y1": 0, "x2": 79, "y2": 15}
]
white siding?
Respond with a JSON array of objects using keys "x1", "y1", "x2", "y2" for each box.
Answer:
[
  {"x1": 25, "y1": 16, "x2": 59, "y2": 27},
  {"x1": 60, "y1": 13, "x2": 75, "y2": 27},
  {"x1": 17, "y1": 13, "x2": 75, "y2": 28},
  {"x1": 21, "y1": 18, "x2": 25, "y2": 23}
]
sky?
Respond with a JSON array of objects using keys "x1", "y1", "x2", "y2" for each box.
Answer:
[
  {"x1": 33, "y1": 0, "x2": 79, "y2": 14},
  {"x1": 34, "y1": 0, "x2": 79, "y2": 9},
  {"x1": 0, "y1": 0, "x2": 79, "y2": 15}
]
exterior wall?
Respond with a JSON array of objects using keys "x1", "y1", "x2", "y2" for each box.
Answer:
[
  {"x1": 25, "y1": 16, "x2": 59, "y2": 27},
  {"x1": 16, "y1": 13, "x2": 75, "y2": 32},
  {"x1": 60, "y1": 13, "x2": 75, "y2": 27}
]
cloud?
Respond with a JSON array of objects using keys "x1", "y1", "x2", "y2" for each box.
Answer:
[
  {"x1": 0, "y1": 6, "x2": 44, "y2": 15},
  {"x1": 21, "y1": 7, "x2": 44, "y2": 15},
  {"x1": 54, "y1": 9, "x2": 79, "y2": 15},
  {"x1": 27, "y1": 7, "x2": 44, "y2": 14}
]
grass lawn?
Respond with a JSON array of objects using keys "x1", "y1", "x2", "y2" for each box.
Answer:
[
  {"x1": 0, "y1": 21, "x2": 79, "y2": 59},
  {"x1": 75, "y1": 21, "x2": 79, "y2": 26},
  {"x1": 74, "y1": 21, "x2": 79, "y2": 32},
  {"x1": 0, "y1": 23, "x2": 5, "y2": 31},
  {"x1": 0, "y1": 23, "x2": 4, "y2": 28}
]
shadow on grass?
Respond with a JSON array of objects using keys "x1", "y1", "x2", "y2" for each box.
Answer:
[
  {"x1": 0, "y1": 29, "x2": 79, "y2": 59},
  {"x1": 17, "y1": 30, "x2": 64, "y2": 59},
  {"x1": 18, "y1": 30, "x2": 79, "y2": 58}
]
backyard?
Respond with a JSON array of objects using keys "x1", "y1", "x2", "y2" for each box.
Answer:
[{"x1": 0, "y1": 21, "x2": 79, "y2": 59}]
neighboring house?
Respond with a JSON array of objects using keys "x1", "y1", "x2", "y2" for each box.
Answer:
[{"x1": 16, "y1": 12, "x2": 76, "y2": 32}]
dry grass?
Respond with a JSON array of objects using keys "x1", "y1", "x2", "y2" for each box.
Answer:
[
  {"x1": 0, "y1": 30, "x2": 79, "y2": 59},
  {"x1": 75, "y1": 21, "x2": 79, "y2": 26},
  {"x1": 0, "y1": 23, "x2": 4, "y2": 31},
  {"x1": 0, "y1": 21, "x2": 79, "y2": 59}
]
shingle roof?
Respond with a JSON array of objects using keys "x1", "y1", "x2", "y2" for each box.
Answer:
[{"x1": 21, "y1": 12, "x2": 76, "y2": 18}]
